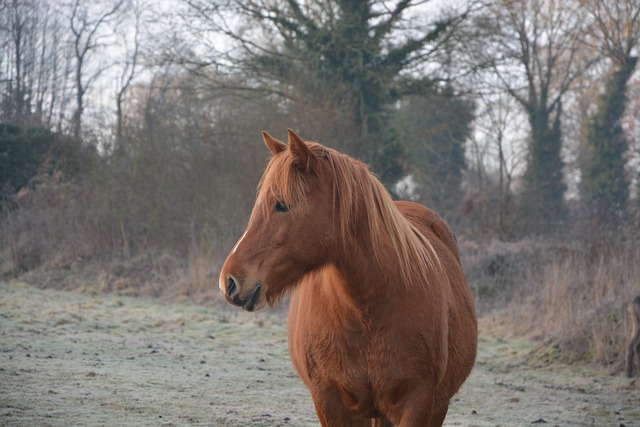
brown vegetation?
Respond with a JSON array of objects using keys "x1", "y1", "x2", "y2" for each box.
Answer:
[
  {"x1": 4, "y1": 168, "x2": 639, "y2": 378},
  {"x1": 465, "y1": 236, "x2": 640, "y2": 372}
]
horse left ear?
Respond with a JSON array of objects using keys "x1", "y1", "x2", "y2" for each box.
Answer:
[
  {"x1": 287, "y1": 128, "x2": 316, "y2": 172},
  {"x1": 263, "y1": 131, "x2": 287, "y2": 155}
]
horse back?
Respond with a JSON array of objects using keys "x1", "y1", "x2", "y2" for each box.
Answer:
[
  {"x1": 395, "y1": 200, "x2": 477, "y2": 395},
  {"x1": 393, "y1": 201, "x2": 461, "y2": 263}
]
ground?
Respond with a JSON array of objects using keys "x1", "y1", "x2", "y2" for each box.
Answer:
[{"x1": 1, "y1": 280, "x2": 639, "y2": 427}]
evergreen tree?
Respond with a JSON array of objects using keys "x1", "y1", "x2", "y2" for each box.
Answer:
[
  {"x1": 578, "y1": 0, "x2": 640, "y2": 226},
  {"x1": 0, "y1": 124, "x2": 50, "y2": 199},
  {"x1": 396, "y1": 89, "x2": 474, "y2": 217},
  {"x1": 581, "y1": 57, "x2": 637, "y2": 224},
  {"x1": 227, "y1": 0, "x2": 465, "y2": 185},
  {"x1": 522, "y1": 103, "x2": 567, "y2": 226},
  {"x1": 0, "y1": 123, "x2": 90, "y2": 201}
]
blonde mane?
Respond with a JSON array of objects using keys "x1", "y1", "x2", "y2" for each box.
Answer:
[{"x1": 257, "y1": 141, "x2": 442, "y2": 289}]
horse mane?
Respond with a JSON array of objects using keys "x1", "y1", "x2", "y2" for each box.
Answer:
[{"x1": 257, "y1": 141, "x2": 442, "y2": 290}]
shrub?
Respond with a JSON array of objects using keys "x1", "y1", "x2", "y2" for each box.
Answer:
[{"x1": 0, "y1": 123, "x2": 90, "y2": 201}]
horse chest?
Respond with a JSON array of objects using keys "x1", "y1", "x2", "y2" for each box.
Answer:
[
  {"x1": 299, "y1": 322, "x2": 383, "y2": 414},
  {"x1": 295, "y1": 311, "x2": 369, "y2": 378},
  {"x1": 289, "y1": 291, "x2": 414, "y2": 417}
]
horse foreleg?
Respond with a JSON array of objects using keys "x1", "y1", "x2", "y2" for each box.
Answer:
[
  {"x1": 395, "y1": 406, "x2": 448, "y2": 427},
  {"x1": 386, "y1": 393, "x2": 435, "y2": 427},
  {"x1": 311, "y1": 389, "x2": 370, "y2": 427},
  {"x1": 389, "y1": 388, "x2": 450, "y2": 427},
  {"x1": 372, "y1": 418, "x2": 394, "y2": 427},
  {"x1": 429, "y1": 405, "x2": 449, "y2": 427}
]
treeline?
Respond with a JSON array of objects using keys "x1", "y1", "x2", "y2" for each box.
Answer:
[{"x1": 1, "y1": 0, "x2": 639, "y2": 273}]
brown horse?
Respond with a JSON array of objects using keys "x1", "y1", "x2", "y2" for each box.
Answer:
[{"x1": 219, "y1": 129, "x2": 477, "y2": 426}]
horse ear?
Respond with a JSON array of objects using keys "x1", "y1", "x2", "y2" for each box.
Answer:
[
  {"x1": 262, "y1": 131, "x2": 287, "y2": 155},
  {"x1": 287, "y1": 128, "x2": 316, "y2": 172}
]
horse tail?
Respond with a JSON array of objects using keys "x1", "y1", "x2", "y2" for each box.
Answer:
[{"x1": 372, "y1": 418, "x2": 394, "y2": 427}]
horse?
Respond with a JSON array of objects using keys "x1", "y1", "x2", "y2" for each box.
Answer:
[{"x1": 219, "y1": 129, "x2": 477, "y2": 426}]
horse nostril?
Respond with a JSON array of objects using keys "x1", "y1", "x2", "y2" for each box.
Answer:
[{"x1": 226, "y1": 276, "x2": 238, "y2": 298}]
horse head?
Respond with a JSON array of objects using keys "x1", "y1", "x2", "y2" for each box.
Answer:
[{"x1": 219, "y1": 129, "x2": 336, "y2": 311}]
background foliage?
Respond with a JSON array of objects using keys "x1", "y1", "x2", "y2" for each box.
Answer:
[{"x1": 1, "y1": 0, "x2": 639, "y2": 371}]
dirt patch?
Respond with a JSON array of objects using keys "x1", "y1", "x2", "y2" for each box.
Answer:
[{"x1": 1, "y1": 281, "x2": 639, "y2": 426}]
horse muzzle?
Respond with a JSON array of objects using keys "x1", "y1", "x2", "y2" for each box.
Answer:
[{"x1": 223, "y1": 275, "x2": 263, "y2": 312}]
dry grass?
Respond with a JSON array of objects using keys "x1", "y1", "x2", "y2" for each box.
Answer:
[
  {"x1": 542, "y1": 243, "x2": 637, "y2": 367},
  {"x1": 483, "y1": 238, "x2": 640, "y2": 371},
  {"x1": 3, "y1": 164, "x2": 639, "y2": 375}
]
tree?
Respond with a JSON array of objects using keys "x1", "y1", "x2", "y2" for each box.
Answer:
[
  {"x1": 471, "y1": 0, "x2": 593, "y2": 231},
  {"x1": 114, "y1": 0, "x2": 143, "y2": 145},
  {"x1": 0, "y1": 123, "x2": 88, "y2": 201},
  {"x1": 0, "y1": 123, "x2": 48, "y2": 198},
  {"x1": 466, "y1": 93, "x2": 528, "y2": 238},
  {"x1": 102, "y1": 69, "x2": 289, "y2": 253},
  {"x1": 579, "y1": 0, "x2": 640, "y2": 225},
  {"x1": 3, "y1": 0, "x2": 31, "y2": 121},
  {"x1": 68, "y1": 0, "x2": 127, "y2": 141},
  {"x1": 0, "y1": 0, "x2": 71, "y2": 127},
  {"x1": 396, "y1": 87, "x2": 474, "y2": 218},
  {"x1": 176, "y1": 0, "x2": 471, "y2": 185}
]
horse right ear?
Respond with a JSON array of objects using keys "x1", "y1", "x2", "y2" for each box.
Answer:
[{"x1": 262, "y1": 131, "x2": 287, "y2": 155}]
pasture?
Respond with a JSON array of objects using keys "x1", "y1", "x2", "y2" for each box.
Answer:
[{"x1": 1, "y1": 280, "x2": 638, "y2": 426}]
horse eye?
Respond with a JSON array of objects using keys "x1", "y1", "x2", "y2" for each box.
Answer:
[{"x1": 274, "y1": 201, "x2": 289, "y2": 213}]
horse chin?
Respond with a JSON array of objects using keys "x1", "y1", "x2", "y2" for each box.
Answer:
[
  {"x1": 244, "y1": 296, "x2": 267, "y2": 312},
  {"x1": 230, "y1": 283, "x2": 266, "y2": 312},
  {"x1": 241, "y1": 292, "x2": 267, "y2": 312}
]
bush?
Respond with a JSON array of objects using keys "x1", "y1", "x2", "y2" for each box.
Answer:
[
  {"x1": 0, "y1": 123, "x2": 90, "y2": 201},
  {"x1": 0, "y1": 124, "x2": 48, "y2": 199}
]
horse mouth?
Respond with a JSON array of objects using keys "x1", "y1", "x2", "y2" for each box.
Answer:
[{"x1": 232, "y1": 284, "x2": 262, "y2": 312}]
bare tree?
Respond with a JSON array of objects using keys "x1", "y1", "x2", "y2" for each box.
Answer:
[
  {"x1": 470, "y1": 0, "x2": 595, "y2": 231},
  {"x1": 470, "y1": 92, "x2": 528, "y2": 237},
  {"x1": 2, "y1": 0, "x2": 36, "y2": 122},
  {"x1": 43, "y1": 11, "x2": 73, "y2": 130},
  {"x1": 580, "y1": 0, "x2": 640, "y2": 68},
  {"x1": 114, "y1": 0, "x2": 144, "y2": 145},
  {"x1": 68, "y1": 0, "x2": 127, "y2": 141},
  {"x1": 0, "y1": 0, "x2": 74, "y2": 129}
]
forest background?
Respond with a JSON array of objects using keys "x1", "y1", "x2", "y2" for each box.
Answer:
[{"x1": 1, "y1": 0, "x2": 640, "y2": 373}]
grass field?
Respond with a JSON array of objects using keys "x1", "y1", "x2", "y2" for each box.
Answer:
[{"x1": 1, "y1": 280, "x2": 639, "y2": 426}]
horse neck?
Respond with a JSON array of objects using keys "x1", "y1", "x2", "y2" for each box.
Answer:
[
  {"x1": 330, "y1": 229, "x2": 396, "y2": 309},
  {"x1": 323, "y1": 158, "x2": 404, "y2": 308}
]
